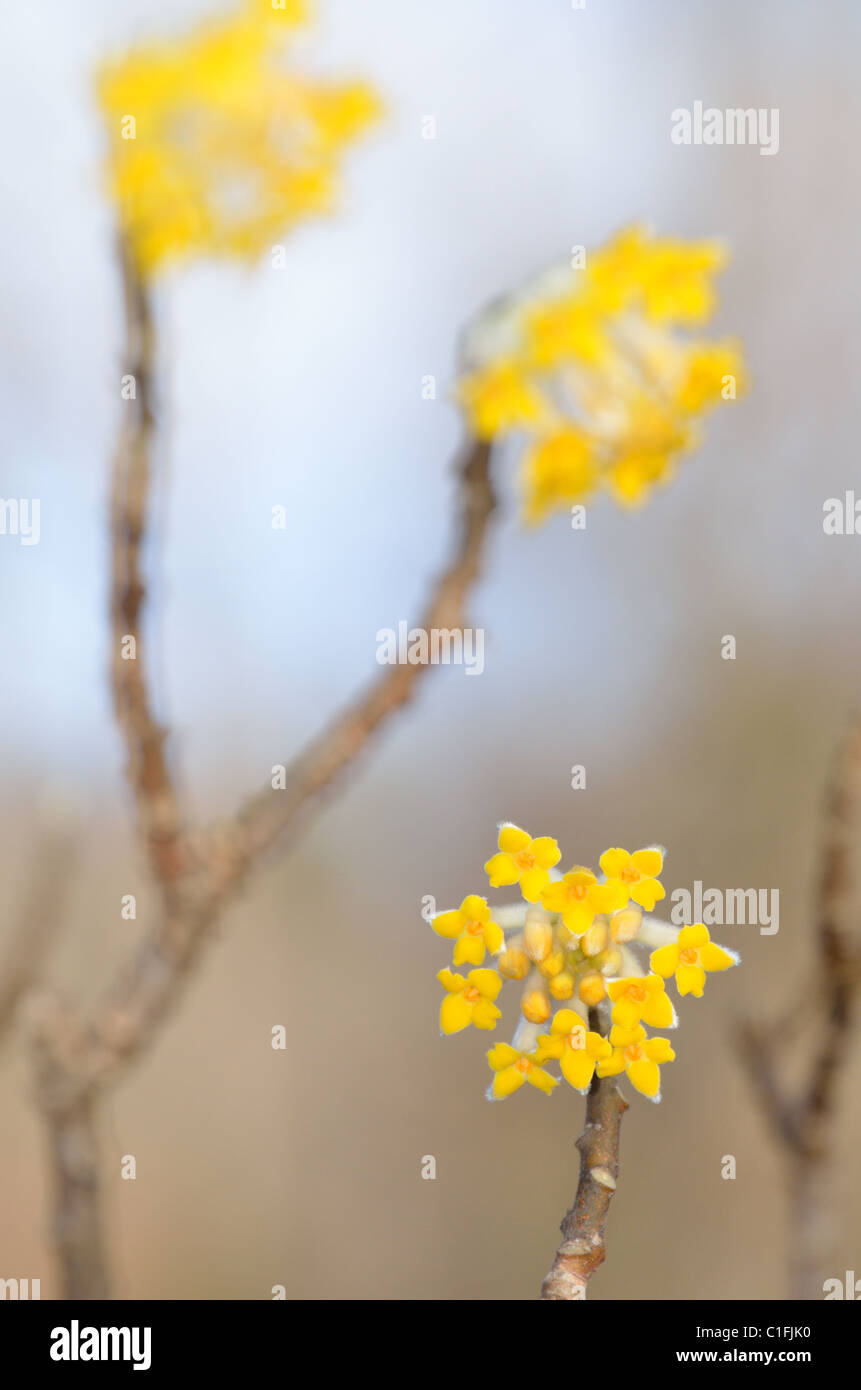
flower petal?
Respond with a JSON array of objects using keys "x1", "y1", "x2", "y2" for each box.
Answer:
[
  {"x1": 471, "y1": 999, "x2": 502, "y2": 1030},
  {"x1": 436, "y1": 968, "x2": 466, "y2": 994},
  {"x1": 491, "y1": 1065, "x2": 527, "y2": 1099},
  {"x1": 526, "y1": 1065, "x2": 558, "y2": 1095},
  {"x1": 631, "y1": 878, "x2": 665, "y2": 911},
  {"x1": 599, "y1": 848, "x2": 631, "y2": 879},
  {"x1": 678, "y1": 923, "x2": 710, "y2": 948},
  {"x1": 484, "y1": 852, "x2": 519, "y2": 887},
  {"x1": 520, "y1": 866, "x2": 550, "y2": 902},
  {"x1": 640, "y1": 991, "x2": 675, "y2": 1029},
  {"x1": 631, "y1": 848, "x2": 663, "y2": 877},
  {"x1": 453, "y1": 935, "x2": 485, "y2": 967},
  {"x1": 469, "y1": 968, "x2": 502, "y2": 1001},
  {"x1": 676, "y1": 963, "x2": 706, "y2": 997},
  {"x1": 649, "y1": 943, "x2": 680, "y2": 978},
  {"x1": 498, "y1": 823, "x2": 531, "y2": 853},
  {"x1": 431, "y1": 910, "x2": 463, "y2": 940},
  {"x1": 560, "y1": 1048, "x2": 596, "y2": 1092},
  {"x1": 487, "y1": 1042, "x2": 521, "y2": 1070},
  {"x1": 460, "y1": 894, "x2": 490, "y2": 922},
  {"x1": 626, "y1": 1058, "x2": 661, "y2": 1099},
  {"x1": 644, "y1": 1037, "x2": 676, "y2": 1063},
  {"x1": 531, "y1": 836, "x2": 562, "y2": 869},
  {"x1": 440, "y1": 993, "x2": 473, "y2": 1034},
  {"x1": 482, "y1": 919, "x2": 504, "y2": 954},
  {"x1": 699, "y1": 942, "x2": 738, "y2": 972}
]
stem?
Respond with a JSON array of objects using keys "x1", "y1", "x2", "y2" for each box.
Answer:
[
  {"x1": 540, "y1": 1010, "x2": 627, "y2": 1300},
  {"x1": 45, "y1": 1097, "x2": 111, "y2": 1300}
]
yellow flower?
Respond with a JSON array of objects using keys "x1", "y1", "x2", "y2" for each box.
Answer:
[
  {"x1": 486, "y1": 1043, "x2": 558, "y2": 1100},
  {"x1": 674, "y1": 341, "x2": 747, "y2": 414},
  {"x1": 649, "y1": 924, "x2": 739, "y2": 997},
  {"x1": 535, "y1": 1009, "x2": 612, "y2": 1092},
  {"x1": 430, "y1": 894, "x2": 503, "y2": 966},
  {"x1": 599, "y1": 846, "x2": 665, "y2": 911},
  {"x1": 523, "y1": 429, "x2": 598, "y2": 525},
  {"x1": 455, "y1": 227, "x2": 744, "y2": 524},
  {"x1": 484, "y1": 824, "x2": 561, "y2": 902},
  {"x1": 638, "y1": 238, "x2": 727, "y2": 325},
  {"x1": 585, "y1": 224, "x2": 653, "y2": 312},
  {"x1": 541, "y1": 867, "x2": 625, "y2": 935},
  {"x1": 97, "y1": 0, "x2": 380, "y2": 275},
  {"x1": 457, "y1": 360, "x2": 544, "y2": 440},
  {"x1": 437, "y1": 967, "x2": 502, "y2": 1035},
  {"x1": 596, "y1": 1021, "x2": 676, "y2": 1100},
  {"x1": 607, "y1": 450, "x2": 676, "y2": 509},
  {"x1": 525, "y1": 295, "x2": 609, "y2": 368},
  {"x1": 607, "y1": 974, "x2": 676, "y2": 1029}
]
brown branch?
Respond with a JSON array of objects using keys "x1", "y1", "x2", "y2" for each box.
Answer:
[
  {"x1": 736, "y1": 719, "x2": 861, "y2": 1298},
  {"x1": 33, "y1": 1011, "x2": 111, "y2": 1301},
  {"x1": 541, "y1": 1012, "x2": 627, "y2": 1301},
  {"x1": 0, "y1": 819, "x2": 76, "y2": 1050},
  {"x1": 109, "y1": 238, "x2": 186, "y2": 889},
  {"x1": 32, "y1": 231, "x2": 498, "y2": 1297}
]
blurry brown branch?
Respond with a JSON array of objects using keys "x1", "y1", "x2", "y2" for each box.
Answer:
[
  {"x1": 0, "y1": 821, "x2": 76, "y2": 1050},
  {"x1": 541, "y1": 1011, "x2": 627, "y2": 1301},
  {"x1": 32, "y1": 232, "x2": 497, "y2": 1298},
  {"x1": 109, "y1": 239, "x2": 186, "y2": 890},
  {"x1": 736, "y1": 720, "x2": 861, "y2": 1299}
]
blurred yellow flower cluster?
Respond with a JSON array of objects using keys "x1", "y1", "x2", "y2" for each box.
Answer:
[
  {"x1": 430, "y1": 824, "x2": 739, "y2": 1102},
  {"x1": 457, "y1": 228, "x2": 747, "y2": 521},
  {"x1": 97, "y1": 0, "x2": 380, "y2": 274}
]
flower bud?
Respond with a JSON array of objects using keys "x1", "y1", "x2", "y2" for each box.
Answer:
[
  {"x1": 549, "y1": 969, "x2": 576, "y2": 1001},
  {"x1": 521, "y1": 985, "x2": 552, "y2": 1024},
  {"x1": 580, "y1": 919, "x2": 608, "y2": 958},
  {"x1": 538, "y1": 949, "x2": 565, "y2": 979},
  {"x1": 578, "y1": 971, "x2": 606, "y2": 1006},
  {"x1": 498, "y1": 946, "x2": 530, "y2": 980},
  {"x1": 598, "y1": 946, "x2": 623, "y2": 977},
  {"x1": 523, "y1": 909, "x2": 554, "y2": 963},
  {"x1": 610, "y1": 907, "x2": 642, "y2": 944}
]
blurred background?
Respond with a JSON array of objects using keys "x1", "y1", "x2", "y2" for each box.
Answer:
[{"x1": 1, "y1": 0, "x2": 861, "y2": 1299}]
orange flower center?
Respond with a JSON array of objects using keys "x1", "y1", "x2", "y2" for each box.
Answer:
[
  {"x1": 515, "y1": 1056, "x2": 533, "y2": 1074},
  {"x1": 624, "y1": 1043, "x2": 645, "y2": 1063},
  {"x1": 464, "y1": 986, "x2": 480, "y2": 1003},
  {"x1": 620, "y1": 865, "x2": 640, "y2": 884},
  {"x1": 515, "y1": 850, "x2": 536, "y2": 870},
  {"x1": 465, "y1": 919, "x2": 484, "y2": 936},
  {"x1": 679, "y1": 947, "x2": 699, "y2": 966},
  {"x1": 628, "y1": 984, "x2": 648, "y2": 1003},
  {"x1": 568, "y1": 881, "x2": 588, "y2": 900}
]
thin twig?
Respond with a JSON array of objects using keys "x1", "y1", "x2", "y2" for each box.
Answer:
[
  {"x1": 0, "y1": 821, "x2": 77, "y2": 1050},
  {"x1": 32, "y1": 233, "x2": 498, "y2": 1298},
  {"x1": 540, "y1": 1010, "x2": 627, "y2": 1300},
  {"x1": 736, "y1": 720, "x2": 861, "y2": 1298},
  {"x1": 109, "y1": 238, "x2": 186, "y2": 890}
]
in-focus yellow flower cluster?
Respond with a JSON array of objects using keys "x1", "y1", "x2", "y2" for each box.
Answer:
[
  {"x1": 431, "y1": 824, "x2": 739, "y2": 1102},
  {"x1": 97, "y1": 0, "x2": 380, "y2": 275},
  {"x1": 457, "y1": 228, "x2": 747, "y2": 521}
]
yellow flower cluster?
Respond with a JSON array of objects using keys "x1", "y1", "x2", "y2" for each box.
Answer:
[
  {"x1": 97, "y1": 0, "x2": 380, "y2": 275},
  {"x1": 457, "y1": 227, "x2": 746, "y2": 521},
  {"x1": 431, "y1": 824, "x2": 739, "y2": 1102}
]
